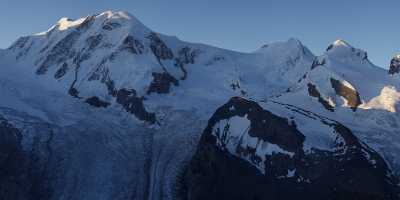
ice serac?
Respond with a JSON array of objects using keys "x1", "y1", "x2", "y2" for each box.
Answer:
[{"x1": 1, "y1": 10, "x2": 400, "y2": 200}]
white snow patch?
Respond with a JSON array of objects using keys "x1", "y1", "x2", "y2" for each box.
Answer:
[
  {"x1": 287, "y1": 169, "x2": 296, "y2": 177},
  {"x1": 57, "y1": 17, "x2": 87, "y2": 31},
  {"x1": 332, "y1": 39, "x2": 351, "y2": 48}
]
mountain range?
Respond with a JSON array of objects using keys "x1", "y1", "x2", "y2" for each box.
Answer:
[{"x1": 0, "y1": 11, "x2": 400, "y2": 200}]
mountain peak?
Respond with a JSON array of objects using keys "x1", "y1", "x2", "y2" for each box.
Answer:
[
  {"x1": 57, "y1": 17, "x2": 72, "y2": 23},
  {"x1": 97, "y1": 10, "x2": 139, "y2": 22},
  {"x1": 256, "y1": 38, "x2": 314, "y2": 60},
  {"x1": 46, "y1": 10, "x2": 147, "y2": 33},
  {"x1": 332, "y1": 39, "x2": 351, "y2": 47},
  {"x1": 326, "y1": 39, "x2": 354, "y2": 52},
  {"x1": 324, "y1": 39, "x2": 368, "y2": 63},
  {"x1": 55, "y1": 16, "x2": 87, "y2": 31},
  {"x1": 285, "y1": 38, "x2": 303, "y2": 46},
  {"x1": 389, "y1": 54, "x2": 400, "y2": 75},
  {"x1": 259, "y1": 38, "x2": 303, "y2": 49}
]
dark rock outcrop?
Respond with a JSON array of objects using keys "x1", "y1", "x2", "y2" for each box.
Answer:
[
  {"x1": 205, "y1": 55, "x2": 225, "y2": 66},
  {"x1": 307, "y1": 83, "x2": 334, "y2": 111},
  {"x1": 147, "y1": 72, "x2": 179, "y2": 95},
  {"x1": 54, "y1": 62, "x2": 69, "y2": 79},
  {"x1": 310, "y1": 58, "x2": 326, "y2": 69},
  {"x1": 102, "y1": 21, "x2": 121, "y2": 31},
  {"x1": 116, "y1": 88, "x2": 156, "y2": 124},
  {"x1": 119, "y1": 35, "x2": 144, "y2": 54},
  {"x1": 389, "y1": 56, "x2": 400, "y2": 75},
  {"x1": 76, "y1": 66, "x2": 156, "y2": 123},
  {"x1": 175, "y1": 47, "x2": 199, "y2": 80},
  {"x1": 86, "y1": 34, "x2": 103, "y2": 51},
  {"x1": 85, "y1": 96, "x2": 111, "y2": 108},
  {"x1": 330, "y1": 78, "x2": 361, "y2": 111},
  {"x1": 147, "y1": 32, "x2": 174, "y2": 60},
  {"x1": 206, "y1": 97, "x2": 305, "y2": 152},
  {"x1": 180, "y1": 97, "x2": 400, "y2": 200},
  {"x1": 68, "y1": 87, "x2": 80, "y2": 98}
]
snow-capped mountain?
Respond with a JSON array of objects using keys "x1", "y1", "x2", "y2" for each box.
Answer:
[{"x1": 0, "y1": 11, "x2": 399, "y2": 200}]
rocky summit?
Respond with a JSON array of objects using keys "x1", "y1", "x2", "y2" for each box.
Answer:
[
  {"x1": 0, "y1": 11, "x2": 400, "y2": 200},
  {"x1": 390, "y1": 55, "x2": 400, "y2": 75}
]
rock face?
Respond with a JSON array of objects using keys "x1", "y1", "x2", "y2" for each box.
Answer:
[
  {"x1": 389, "y1": 55, "x2": 400, "y2": 75},
  {"x1": 85, "y1": 96, "x2": 110, "y2": 108},
  {"x1": 330, "y1": 78, "x2": 361, "y2": 111},
  {"x1": 181, "y1": 97, "x2": 400, "y2": 200},
  {"x1": 147, "y1": 72, "x2": 179, "y2": 94},
  {"x1": 115, "y1": 88, "x2": 156, "y2": 123},
  {"x1": 307, "y1": 83, "x2": 334, "y2": 111}
]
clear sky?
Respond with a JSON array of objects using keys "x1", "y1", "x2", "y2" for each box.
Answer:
[{"x1": 1, "y1": 0, "x2": 399, "y2": 68}]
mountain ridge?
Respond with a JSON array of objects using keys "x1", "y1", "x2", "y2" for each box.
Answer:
[{"x1": 6, "y1": 10, "x2": 393, "y2": 70}]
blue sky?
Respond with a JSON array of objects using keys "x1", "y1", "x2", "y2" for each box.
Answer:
[{"x1": 1, "y1": 0, "x2": 399, "y2": 68}]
